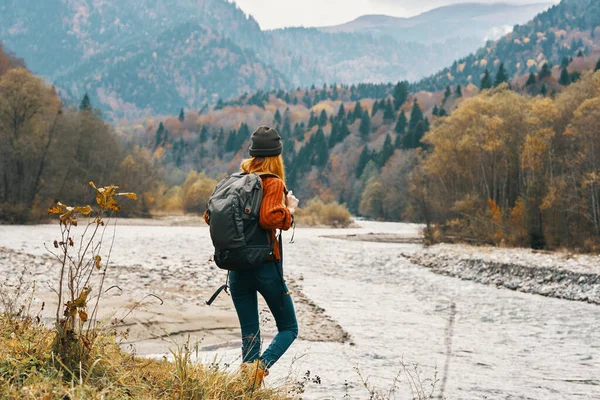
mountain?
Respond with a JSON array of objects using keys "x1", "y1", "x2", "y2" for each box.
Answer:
[
  {"x1": 413, "y1": 0, "x2": 600, "y2": 91},
  {"x1": 0, "y1": 0, "x2": 555, "y2": 117},
  {"x1": 322, "y1": 3, "x2": 554, "y2": 44}
]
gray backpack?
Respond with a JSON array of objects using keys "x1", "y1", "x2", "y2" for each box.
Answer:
[{"x1": 206, "y1": 172, "x2": 279, "y2": 272}]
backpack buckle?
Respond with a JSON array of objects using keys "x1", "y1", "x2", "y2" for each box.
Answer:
[{"x1": 244, "y1": 207, "x2": 251, "y2": 215}]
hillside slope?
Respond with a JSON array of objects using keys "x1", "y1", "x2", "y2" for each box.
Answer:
[{"x1": 414, "y1": 0, "x2": 600, "y2": 91}]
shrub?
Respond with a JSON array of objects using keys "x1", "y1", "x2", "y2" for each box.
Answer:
[{"x1": 295, "y1": 198, "x2": 352, "y2": 227}]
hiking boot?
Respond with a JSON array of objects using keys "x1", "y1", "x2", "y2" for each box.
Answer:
[{"x1": 239, "y1": 359, "x2": 269, "y2": 388}]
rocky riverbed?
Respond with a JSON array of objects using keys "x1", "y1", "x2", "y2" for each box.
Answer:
[{"x1": 402, "y1": 243, "x2": 600, "y2": 305}]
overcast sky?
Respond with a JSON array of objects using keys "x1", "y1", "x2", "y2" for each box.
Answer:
[{"x1": 232, "y1": 0, "x2": 559, "y2": 30}]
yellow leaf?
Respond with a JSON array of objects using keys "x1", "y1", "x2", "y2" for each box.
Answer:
[
  {"x1": 94, "y1": 255, "x2": 101, "y2": 269},
  {"x1": 117, "y1": 192, "x2": 138, "y2": 200},
  {"x1": 71, "y1": 287, "x2": 91, "y2": 309},
  {"x1": 78, "y1": 310, "x2": 88, "y2": 322},
  {"x1": 48, "y1": 202, "x2": 67, "y2": 215}
]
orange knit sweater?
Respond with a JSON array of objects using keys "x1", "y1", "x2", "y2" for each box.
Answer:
[{"x1": 204, "y1": 176, "x2": 292, "y2": 260}]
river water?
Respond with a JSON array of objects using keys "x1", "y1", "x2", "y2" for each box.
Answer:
[{"x1": 1, "y1": 221, "x2": 599, "y2": 399}]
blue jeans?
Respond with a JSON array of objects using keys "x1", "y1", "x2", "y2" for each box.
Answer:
[{"x1": 229, "y1": 260, "x2": 298, "y2": 368}]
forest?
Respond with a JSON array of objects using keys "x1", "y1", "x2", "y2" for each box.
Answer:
[{"x1": 2, "y1": 36, "x2": 600, "y2": 250}]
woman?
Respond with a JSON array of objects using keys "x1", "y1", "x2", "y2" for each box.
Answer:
[{"x1": 208, "y1": 125, "x2": 299, "y2": 386}]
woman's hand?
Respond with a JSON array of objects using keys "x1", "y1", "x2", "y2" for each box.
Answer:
[{"x1": 286, "y1": 191, "x2": 299, "y2": 214}]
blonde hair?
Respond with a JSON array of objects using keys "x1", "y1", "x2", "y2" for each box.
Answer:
[{"x1": 240, "y1": 155, "x2": 286, "y2": 183}]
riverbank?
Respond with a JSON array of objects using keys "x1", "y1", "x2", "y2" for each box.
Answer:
[{"x1": 401, "y1": 243, "x2": 600, "y2": 305}]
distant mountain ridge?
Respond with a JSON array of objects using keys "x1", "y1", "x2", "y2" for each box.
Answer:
[
  {"x1": 321, "y1": 2, "x2": 554, "y2": 43},
  {"x1": 0, "y1": 0, "x2": 554, "y2": 118}
]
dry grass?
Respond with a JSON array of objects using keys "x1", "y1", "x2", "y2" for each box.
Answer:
[
  {"x1": 0, "y1": 315, "x2": 293, "y2": 399},
  {"x1": 294, "y1": 198, "x2": 352, "y2": 228}
]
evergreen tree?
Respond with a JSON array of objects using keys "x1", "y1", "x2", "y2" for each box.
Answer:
[
  {"x1": 274, "y1": 109, "x2": 282, "y2": 124},
  {"x1": 539, "y1": 63, "x2": 552, "y2": 80},
  {"x1": 561, "y1": 56, "x2": 570, "y2": 68},
  {"x1": 302, "y1": 92, "x2": 312, "y2": 108},
  {"x1": 308, "y1": 111, "x2": 317, "y2": 128},
  {"x1": 432, "y1": 105, "x2": 439, "y2": 117},
  {"x1": 337, "y1": 103, "x2": 346, "y2": 121},
  {"x1": 526, "y1": 73, "x2": 537, "y2": 86},
  {"x1": 284, "y1": 93, "x2": 291, "y2": 104},
  {"x1": 359, "y1": 112, "x2": 371, "y2": 140},
  {"x1": 595, "y1": 59, "x2": 600, "y2": 72},
  {"x1": 494, "y1": 63, "x2": 508, "y2": 87},
  {"x1": 408, "y1": 99, "x2": 423, "y2": 133},
  {"x1": 480, "y1": 69, "x2": 492, "y2": 89},
  {"x1": 314, "y1": 128, "x2": 328, "y2": 167},
  {"x1": 225, "y1": 129, "x2": 236, "y2": 152},
  {"x1": 577, "y1": 50, "x2": 584, "y2": 57},
  {"x1": 332, "y1": 84, "x2": 338, "y2": 101},
  {"x1": 155, "y1": 122, "x2": 165, "y2": 149},
  {"x1": 179, "y1": 107, "x2": 185, "y2": 122},
  {"x1": 80, "y1": 93, "x2": 92, "y2": 111},
  {"x1": 318, "y1": 109, "x2": 328, "y2": 127},
  {"x1": 200, "y1": 126, "x2": 208, "y2": 143},
  {"x1": 328, "y1": 122, "x2": 339, "y2": 148},
  {"x1": 377, "y1": 134, "x2": 394, "y2": 168},
  {"x1": 438, "y1": 108, "x2": 447, "y2": 117},
  {"x1": 356, "y1": 146, "x2": 370, "y2": 178},
  {"x1": 352, "y1": 101, "x2": 363, "y2": 121},
  {"x1": 339, "y1": 118, "x2": 350, "y2": 142},
  {"x1": 455, "y1": 85, "x2": 463, "y2": 98},
  {"x1": 443, "y1": 86, "x2": 452, "y2": 103},
  {"x1": 393, "y1": 81, "x2": 408, "y2": 111},
  {"x1": 394, "y1": 111, "x2": 407, "y2": 135},
  {"x1": 559, "y1": 67, "x2": 571, "y2": 86},
  {"x1": 215, "y1": 98, "x2": 224, "y2": 110},
  {"x1": 383, "y1": 99, "x2": 395, "y2": 120},
  {"x1": 282, "y1": 114, "x2": 292, "y2": 138},
  {"x1": 294, "y1": 123, "x2": 305, "y2": 141},
  {"x1": 540, "y1": 84, "x2": 548, "y2": 97},
  {"x1": 372, "y1": 99, "x2": 380, "y2": 117}
]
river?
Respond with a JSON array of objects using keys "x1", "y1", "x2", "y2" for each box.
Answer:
[{"x1": 1, "y1": 221, "x2": 599, "y2": 399}]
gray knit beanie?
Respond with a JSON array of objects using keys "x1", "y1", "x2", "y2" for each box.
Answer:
[{"x1": 249, "y1": 125, "x2": 283, "y2": 157}]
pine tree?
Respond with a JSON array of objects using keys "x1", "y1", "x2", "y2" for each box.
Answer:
[
  {"x1": 179, "y1": 108, "x2": 185, "y2": 122},
  {"x1": 328, "y1": 122, "x2": 339, "y2": 148},
  {"x1": 356, "y1": 147, "x2": 370, "y2": 178},
  {"x1": 408, "y1": 99, "x2": 423, "y2": 133},
  {"x1": 539, "y1": 63, "x2": 552, "y2": 80},
  {"x1": 577, "y1": 50, "x2": 584, "y2": 57},
  {"x1": 200, "y1": 126, "x2": 208, "y2": 143},
  {"x1": 314, "y1": 128, "x2": 328, "y2": 166},
  {"x1": 318, "y1": 109, "x2": 328, "y2": 127},
  {"x1": 215, "y1": 98, "x2": 224, "y2": 110},
  {"x1": 561, "y1": 56, "x2": 570, "y2": 68},
  {"x1": 377, "y1": 134, "x2": 394, "y2": 168},
  {"x1": 284, "y1": 93, "x2": 291, "y2": 104},
  {"x1": 480, "y1": 69, "x2": 492, "y2": 89},
  {"x1": 526, "y1": 73, "x2": 537, "y2": 86},
  {"x1": 155, "y1": 122, "x2": 165, "y2": 149},
  {"x1": 443, "y1": 86, "x2": 452, "y2": 103},
  {"x1": 294, "y1": 123, "x2": 305, "y2": 141},
  {"x1": 394, "y1": 111, "x2": 407, "y2": 135},
  {"x1": 438, "y1": 108, "x2": 447, "y2": 117},
  {"x1": 274, "y1": 109, "x2": 282, "y2": 124},
  {"x1": 371, "y1": 99, "x2": 380, "y2": 117},
  {"x1": 359, "y1": 112, "x2": 371, "y2": 140},
  {"x1": 337, "y1": 103, "x2": 346, "y2": 121},
  {"x1": 455, "y1": 85, "x2": 463, "y2": 98},
  {"x1": 308, "y1": 111, "x2": 317, "y2": 128},
  {"x1": 494, "y1": 63, "x2": 508, "y2": 87},
  {"x1": 80, "y1": 93, "x2": 92, "y2": 111},
  {"x1": 216, "y1": 128, "x2": 224, "y2": 146},
  {"x1": 559, "y1": 67, "x2": 571, "y2": 86},
  {"x1": 540, "y1": 84, "x2": 548, "y2": 97},
  {"x1": 393, "y1": 81, "x2": 408, "y2": 111},
  {"x1": 339, "y1": 118, "x2": 350, "y2": 142},
  {"x1": 352, "y1": 101, "x2": 363, "y2": 121},
  {"x1": 383, "y1": 99, "x2": 395, "y2": 120},
  {"x1": 432, "y1": 105, "x2": 439, "y2": 117},
  {"x1": 595, "y1": 59, "x2": 600, "y2": 71}
]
